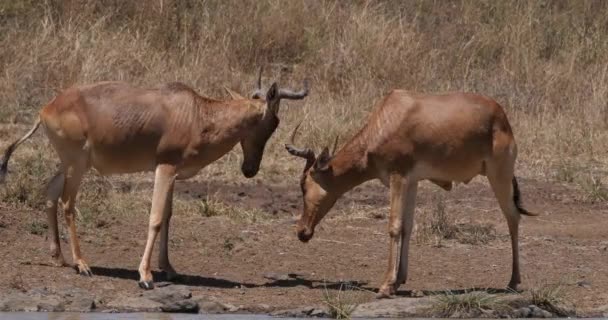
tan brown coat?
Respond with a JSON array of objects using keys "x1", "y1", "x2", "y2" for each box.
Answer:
[
  {"x1": 287, "y1": 90, "x2": 535, "y2": 298},
  {"x1": 1, "y1": 75, "x2": 309, "y2": 289}
]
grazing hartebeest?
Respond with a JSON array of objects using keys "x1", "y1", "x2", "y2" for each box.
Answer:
[
  {"x1": 0, "y1": 70, "x2": 309, "y2": 289},
  {"x1": 285, "y1": 90, "x2": 536, "y2": 298}
]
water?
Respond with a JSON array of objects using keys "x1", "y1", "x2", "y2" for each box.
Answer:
[
  {"x1": 0, "y1": 313, "x2": 298, "y2": 320},
  {"x1": 0, "y1": 313, "x2": 597, "y2": 320}
]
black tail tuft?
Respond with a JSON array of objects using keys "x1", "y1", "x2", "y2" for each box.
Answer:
[
  {"x1": 0, "y1": 142, "x2": 17, "y2": 184},
  {"x1": 512, "y1": 176, "x2": 537, "y2": 216}
]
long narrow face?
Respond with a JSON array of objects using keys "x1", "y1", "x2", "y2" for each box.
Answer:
[
  {"x1": 296, "y1": 169, "x2": 338, "y2": 242},
  {"x1": 239, "y1": 73, "x2": 309, "y2": 178},
  {"x1": 240, "y1": 112, "x2": 279, "y2": 178}
]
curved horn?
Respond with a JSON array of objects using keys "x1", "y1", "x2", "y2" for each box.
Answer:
[
  {"x1": 331, "y1": 134, "x2": 340, "y2": 156},
  {"x1": 252, "y1": 66, "x2": 264, "y2": 99},
  {"x1": 284, "y1": 122, "x2": 316, "y2": 169},
  {"x1": 278, "y1": 79, "x2": 310, "y2": 100}
]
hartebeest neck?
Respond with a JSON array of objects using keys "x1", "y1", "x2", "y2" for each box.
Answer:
[
  {"x1": 195, "y1": 98, "x2": 264, "y2": 141},
  {"x1": 324, "y1": 140, "x2": 375, "y2": 196}
]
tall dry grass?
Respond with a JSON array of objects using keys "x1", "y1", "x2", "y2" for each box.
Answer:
[{"x1": 0, "y1": 0, "x2": 607, "y2": 211}]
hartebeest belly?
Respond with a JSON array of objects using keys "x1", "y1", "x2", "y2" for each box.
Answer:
[{"x1": 285, "y1": 89, "x2": 535, "y2": 298}]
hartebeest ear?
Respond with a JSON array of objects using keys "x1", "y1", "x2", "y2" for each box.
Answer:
[
  {"x1": 223, "y1": 86, "x2": 245, "y2": 100},
  {"x1": 313, "y1": 147, "x2": 332, "y2": 172}
]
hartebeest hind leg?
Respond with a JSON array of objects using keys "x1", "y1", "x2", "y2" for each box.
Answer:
[
  {"x1": 378, "y1": 174, "x2": 418, "y2": 298},
  {"x1": 138, "y1": 163, "x2": 176, "y2": 289},
  {"x1": 46, "y1": 171, "x2": 66, "y2": 267},
  {"x1": 486, "y1": 157, "x2": 522, "y2": 290},
  {"x1": 61, "y1": 163, "x2": 92, "y2": 276},
  {"x1": 158, "y1": 182, "x2": 178, "y2": 281}
]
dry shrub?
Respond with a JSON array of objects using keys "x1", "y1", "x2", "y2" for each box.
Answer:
[{"x1": 0, "y1": 0, "x2": 606, "y2": 194}]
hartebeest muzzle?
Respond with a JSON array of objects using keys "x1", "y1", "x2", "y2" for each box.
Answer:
[
  {"x1": 241, "y1": 163, "x2": 259, "y2": 178},
  {"x1": 297, "y1": 226, "x2": 314, "y2": 242}
]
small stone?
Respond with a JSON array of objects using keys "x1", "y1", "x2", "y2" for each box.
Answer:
[
  {"x1": 198, "y1": 301, "x2": 226, "y2": 314},
  {"x1": 257, "y1": 303, "x2": 271, "y2": 312},
  {"x1": 263, "y1": 272, "x2": 291, "y2": 281},
  {"x1": 271, "y1": 306, "x2": 317, "y2": 317},
  {"x1": 106, "y1": 296, "x2": 162, "y2": 312},
  {"x1": 513, "y1": 307, "x2": 531, "y2": 318},
  {"x1": 577, "y1": 280, "x2": 592, "y2": 288},
  {"x1": 160, "y1": 299, "x2": 198, "y2": 313},
  {"x1": 222, "y1": 302, "x2": 239, "y2": 312},
  {"x1": 310, "y1": 307, "x2": 328, "y2": 317},
  {"x1": 410, "y1": 289, "x2": 425, "y2": 297},
  {"x1": 529, "y1": 305, "x2": 552, "y2": 318}
]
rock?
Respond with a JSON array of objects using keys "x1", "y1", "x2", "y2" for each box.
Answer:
[
  {"x1": 199, "y1": 301, "x2": 226, "y2": 314},
  {"x1": 513, "y1": 307, "x2": 531, "y2": 318},
  {"x1": 159, "y1": 300, "x2": 198, "y2": 313},
  {"x1": 0, "y1": 289, "x2": 64, "y2": 312},
  {"x1": 105, "y1": 296, "x2": 163, "y2": 312},
  {"x1": 310, "y1": 307, "x2": 329, "y2": 317},
  {"x1": 351, "y1": 297, "x2": 432, "y2": 318},
  {"x1": 222, "y1": 302, "x2": 239, "y2": 312},
  {"x1": 142, "y1": 285, "x2": 197, "y2": 313},
  {"x1": 263, "y1": 272, "x2": 291, "y2": 281},
  {"x1": 143, "y1": 284, "x2": 192, "y2": 302},
  {"x1": 60, "y1": 287, "x2": 96, "y2": 312},
  {"x1": 529, "y1": 305, "x2": 553, "y2": 318},
  {"x1": 271, "y1": 306, "x2": 324, "y2": 317},
  {"x1": 256, "y1": 303, "x2": 271, "y2": 313},
  {"x1": 577, "y1": 280, "x2": 592, "y2": 288},
  {"x1": 596, "y1": 304, "x2": 608, "y2": 317}
]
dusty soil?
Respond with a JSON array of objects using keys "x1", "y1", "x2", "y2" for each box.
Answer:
[{"x1": 0, "y1": 175, "x2": 606, "y2": 314}]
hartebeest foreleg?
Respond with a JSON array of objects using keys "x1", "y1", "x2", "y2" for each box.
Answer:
[
  {"x1": 61, "y1": 162, "x2": 91, "y2": 276},
  {"x1": 378, "y1": 174, "x2": 418, "y2": 298},
  {"x1": 46, "y1": 171, "x2": 66, "y2": 267},
  {"x1": 138, "y1": 163, "x2": 176, "y2": 289},
  {"x1": 158, "y1": 181, "x2": 177, "y2": 280}
]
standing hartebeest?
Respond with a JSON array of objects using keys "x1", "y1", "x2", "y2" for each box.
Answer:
[
  {"x1": 0, "y1": 69, "x2": 309, "y2": 289},
  {"x1": 285, "y1": 90, "x2": 536, "y2": 298}
]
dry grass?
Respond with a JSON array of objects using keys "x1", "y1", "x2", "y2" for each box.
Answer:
[
  {"x1": 415, "y1": 195, "x2": 496, "y2": 246},
  {"x1": 430, "y1": 290, "x2": 508, "y2": 318},
  {"x1": 1, "y1": 0, "x2": 607, "y2": 216},
  {"x1": 321, "y1": 282, "x2": 370, "y2": 319},
  {"x1": 529, "y1": 280, "x2": 574, "y2": 317}
]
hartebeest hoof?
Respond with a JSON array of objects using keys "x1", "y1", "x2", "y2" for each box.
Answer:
[
  {"x1": 51, "y1": 255, "x2": 68, "y2": 267},
  {"x1": 508, "y1": 281, "x2": 520, "y2": 292},
  {"x1": 376, "y1": 285, "x2": 397, "y2": 299},
  {"x1": 75, "y1": 260, "x2": 93, "y2": 276},
  {"x1": 138, "y1": 280, "x2": 154, "y2": 290}
]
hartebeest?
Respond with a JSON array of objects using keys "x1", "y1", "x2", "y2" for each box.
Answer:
[
  {"x1": 0, "y1": 69, "x2": 309, "y2": 289},
  {"x1": 286, "y1": 90, "x2": 536, "y2": 298}
]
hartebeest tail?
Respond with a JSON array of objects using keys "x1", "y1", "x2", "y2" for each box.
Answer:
[
  {"x1": 512, "y1": 176, "x2": 536, "y2": 216},
  {"x1": 0, "y1": 117, "x2": 42, "y2": 183}
]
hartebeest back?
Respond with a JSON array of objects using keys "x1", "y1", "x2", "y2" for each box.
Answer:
[
  {"x1": 286, "y1": 90, "x2": 535, "y2": 298},
  {"x1": 0, "y1": 69, "x2": 309, "y2": 289}
]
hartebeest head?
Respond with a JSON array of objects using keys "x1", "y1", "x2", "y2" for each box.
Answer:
[
  {"x1": 285, "y1": 124, "x2": 340, "y2": 242},
  {"x1": 240, "y1": 68, "x2": 310, "y2": 177}
]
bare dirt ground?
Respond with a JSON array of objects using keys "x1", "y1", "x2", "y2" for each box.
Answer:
[{"x1": 0, "y1": 174, "x2": 606, "y2": 314}]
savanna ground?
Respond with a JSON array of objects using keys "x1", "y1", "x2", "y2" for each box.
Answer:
[{"x1": 0, "y1": 0, "x2": 607, "y2": 316}]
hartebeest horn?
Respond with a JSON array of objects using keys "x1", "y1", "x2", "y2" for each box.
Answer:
[
  {"x1": 252, "y1": 66, "x2": 264, "y2": 99},
  {"x1": 331, "y1": 134, "x2": 340, "y2": 156},
  {"x1": 278, "y1": 79, "x2": 310, "y2": 100},
  {"x1": 285, "y1": 123, "x2": 316, "y2": 169}
]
